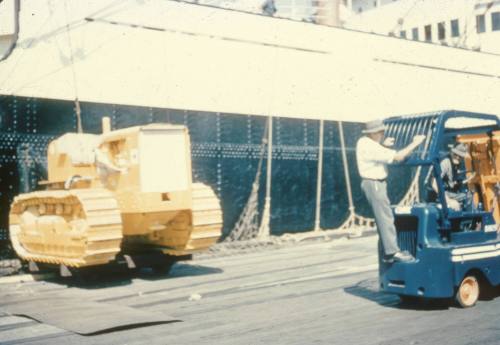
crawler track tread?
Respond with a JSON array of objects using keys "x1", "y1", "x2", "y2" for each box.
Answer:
[
  {"x1": 185, "y1": 183, "x2": 223, "y2": 251},
  {"x1": 10, "y1": 189, "x2": 123, "y2": 267}
]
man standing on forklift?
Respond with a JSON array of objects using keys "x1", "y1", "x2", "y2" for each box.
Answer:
[{"x1": 356, "y1": 119, "x2": 425, "y2": 263}]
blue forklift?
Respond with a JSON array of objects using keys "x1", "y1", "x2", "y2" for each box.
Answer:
[{"x1": 379, "y1": 110, "x2": 500, "y2": 307}]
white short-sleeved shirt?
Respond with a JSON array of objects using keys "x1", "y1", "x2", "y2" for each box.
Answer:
[{"x1": 356, "y1": 136, "x2": 396, "y2": 180}]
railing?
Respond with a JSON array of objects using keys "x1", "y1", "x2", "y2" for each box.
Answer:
[{"x1": 179, "y1": 0, "x2": 343, "y2": 24}]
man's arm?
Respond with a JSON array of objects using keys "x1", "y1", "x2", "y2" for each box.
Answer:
[{"x1": 393, "y1": 135, "x2": 426, "y2": 162}]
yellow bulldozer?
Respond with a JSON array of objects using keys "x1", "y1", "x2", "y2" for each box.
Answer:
[{"x1": 9, "y1": 117, "x2": 223, "y2": 274}]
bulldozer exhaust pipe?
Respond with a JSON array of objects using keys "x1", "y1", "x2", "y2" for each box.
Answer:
[{"x1": 102, "y1": 117, "x2": 111, "y2": 134}]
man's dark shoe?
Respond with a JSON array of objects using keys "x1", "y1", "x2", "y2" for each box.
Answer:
[
  {"x1": 392, "y1": 251, "x2": 415, "y2": 263},
  {"x1": 382, "y1": 254, "x2": 394, "y2": 263},
  {"x1": 383, "y1": 251, "x2": 415, "y2": 263}
]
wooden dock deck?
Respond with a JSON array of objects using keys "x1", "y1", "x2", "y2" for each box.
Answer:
[{"x1": 1, "y1": 235, "x2": 499, "y2": 345}]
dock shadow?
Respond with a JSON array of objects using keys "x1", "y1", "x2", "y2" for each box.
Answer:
[
  {"x1": 344, "y1": 278, "x2": 451, "y2": 311},
  {"x1": 140, "y1": 262, "x2": 224, "y2": 281},
  {"x1": 48, "y1": 262, "x2": 223, "y2": 289}
]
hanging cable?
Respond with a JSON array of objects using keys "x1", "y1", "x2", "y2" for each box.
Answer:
[
  {"x1": 334, "y1": 121, "x2": 374, "y2": 234},
  {"x1": 314, "y1": 119, "x2": 324, "y2": 231},
  {"x1": 258, "y1": 115, "x2": 273, "y2": 239},
  {"x1": 338, "y1": 121, "x2": 354, "y2": 212},
  {"x1": 63, "y1": 1, "x2": 83, "y2": 133},
  {"x1": 256, "y1": 11, "x2": 281, "y2": 239}
]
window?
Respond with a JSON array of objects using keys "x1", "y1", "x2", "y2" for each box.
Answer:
[
  {"x1": 400, "y1": 30, "x2": 406, "y2": 38},
  {"x1": 451, "y1": 19, "x2": 459, "y2": 37},
  {"x1": 476, "y1": 14, "x2": 486, "y2": 33},
  {"x1": 412, "y1": 27, "x2": 419, "y2": 40},
  {"x1": 492, "y1": 12, "x2": 500, "y2": 31},
  {"x1": 424, "y1": 24, "x2": 432, "y2": 42},
  {"x1": 438, "y1": 22, "x2": 446, "y2": 40}
]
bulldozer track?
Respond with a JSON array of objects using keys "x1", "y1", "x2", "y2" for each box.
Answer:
[
  {"x1": 185, "y1": 183, "x2": 223, "y2": 252},
  {"x1": 9, "y1": 189, "x2": 123, "y2": 267}
]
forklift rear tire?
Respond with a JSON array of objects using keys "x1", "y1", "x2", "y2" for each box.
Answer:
[{"x1": 455, "y1": 275, "x2": 479, "y2": 308}]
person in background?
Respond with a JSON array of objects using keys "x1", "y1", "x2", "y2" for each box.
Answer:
[
  {"x1": 356, "y1": 119, "x2": 425, "y2": 263},
  {"x1": 261, "y1": 0, "x2": 277, "y2": 16},
  {"x1": 429, "y1": 143, "x2": 471, "y2": 211}
]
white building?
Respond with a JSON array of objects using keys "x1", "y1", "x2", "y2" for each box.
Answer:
[
  {"x1": 344, "y1": 0, "x2": 500, "y2": 54},
  {"x1": 174, "y1": 0, "x2": 500, "y2": 54}
]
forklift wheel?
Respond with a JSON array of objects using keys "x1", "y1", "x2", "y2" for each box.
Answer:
[{"x1": 456, "y1": 275, "x2": 480, "y2": 308}]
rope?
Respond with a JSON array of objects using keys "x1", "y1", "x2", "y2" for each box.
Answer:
[
  {"x1": 339, "y1": 121, "x2": 373, "y2": 232},
  {"x1": 397, "y1": 167, "x2": 421, "y2": 207},
  {"x1": 258, "y1": 116, "x2": 273, "y2": 239},
  {"x1": 334, "y1": 120, "x2": 376, "y2": 234},
  {"x1": 323, "y1": 116, "x2": 435, "y2": 235},
  {"x1": 225, "y1": 117, "x2": 434, "y2": 245},
  {"x1": 338, "y1": 121, "x2": 354, "y2": 210},
  {"x1": 314, "y1": 120, "x2": 324, "y2": 231},
  {"x1": 224, "y1": 121, "x2": 268, "y2": 242},
  {"x1": 74, "y1": 98, "x2": 83, "y2": 133}
]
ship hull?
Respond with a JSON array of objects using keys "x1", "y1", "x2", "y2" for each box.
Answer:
[{"x1": 0, "y1": 95, "x2": 414, "y2": 241}]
